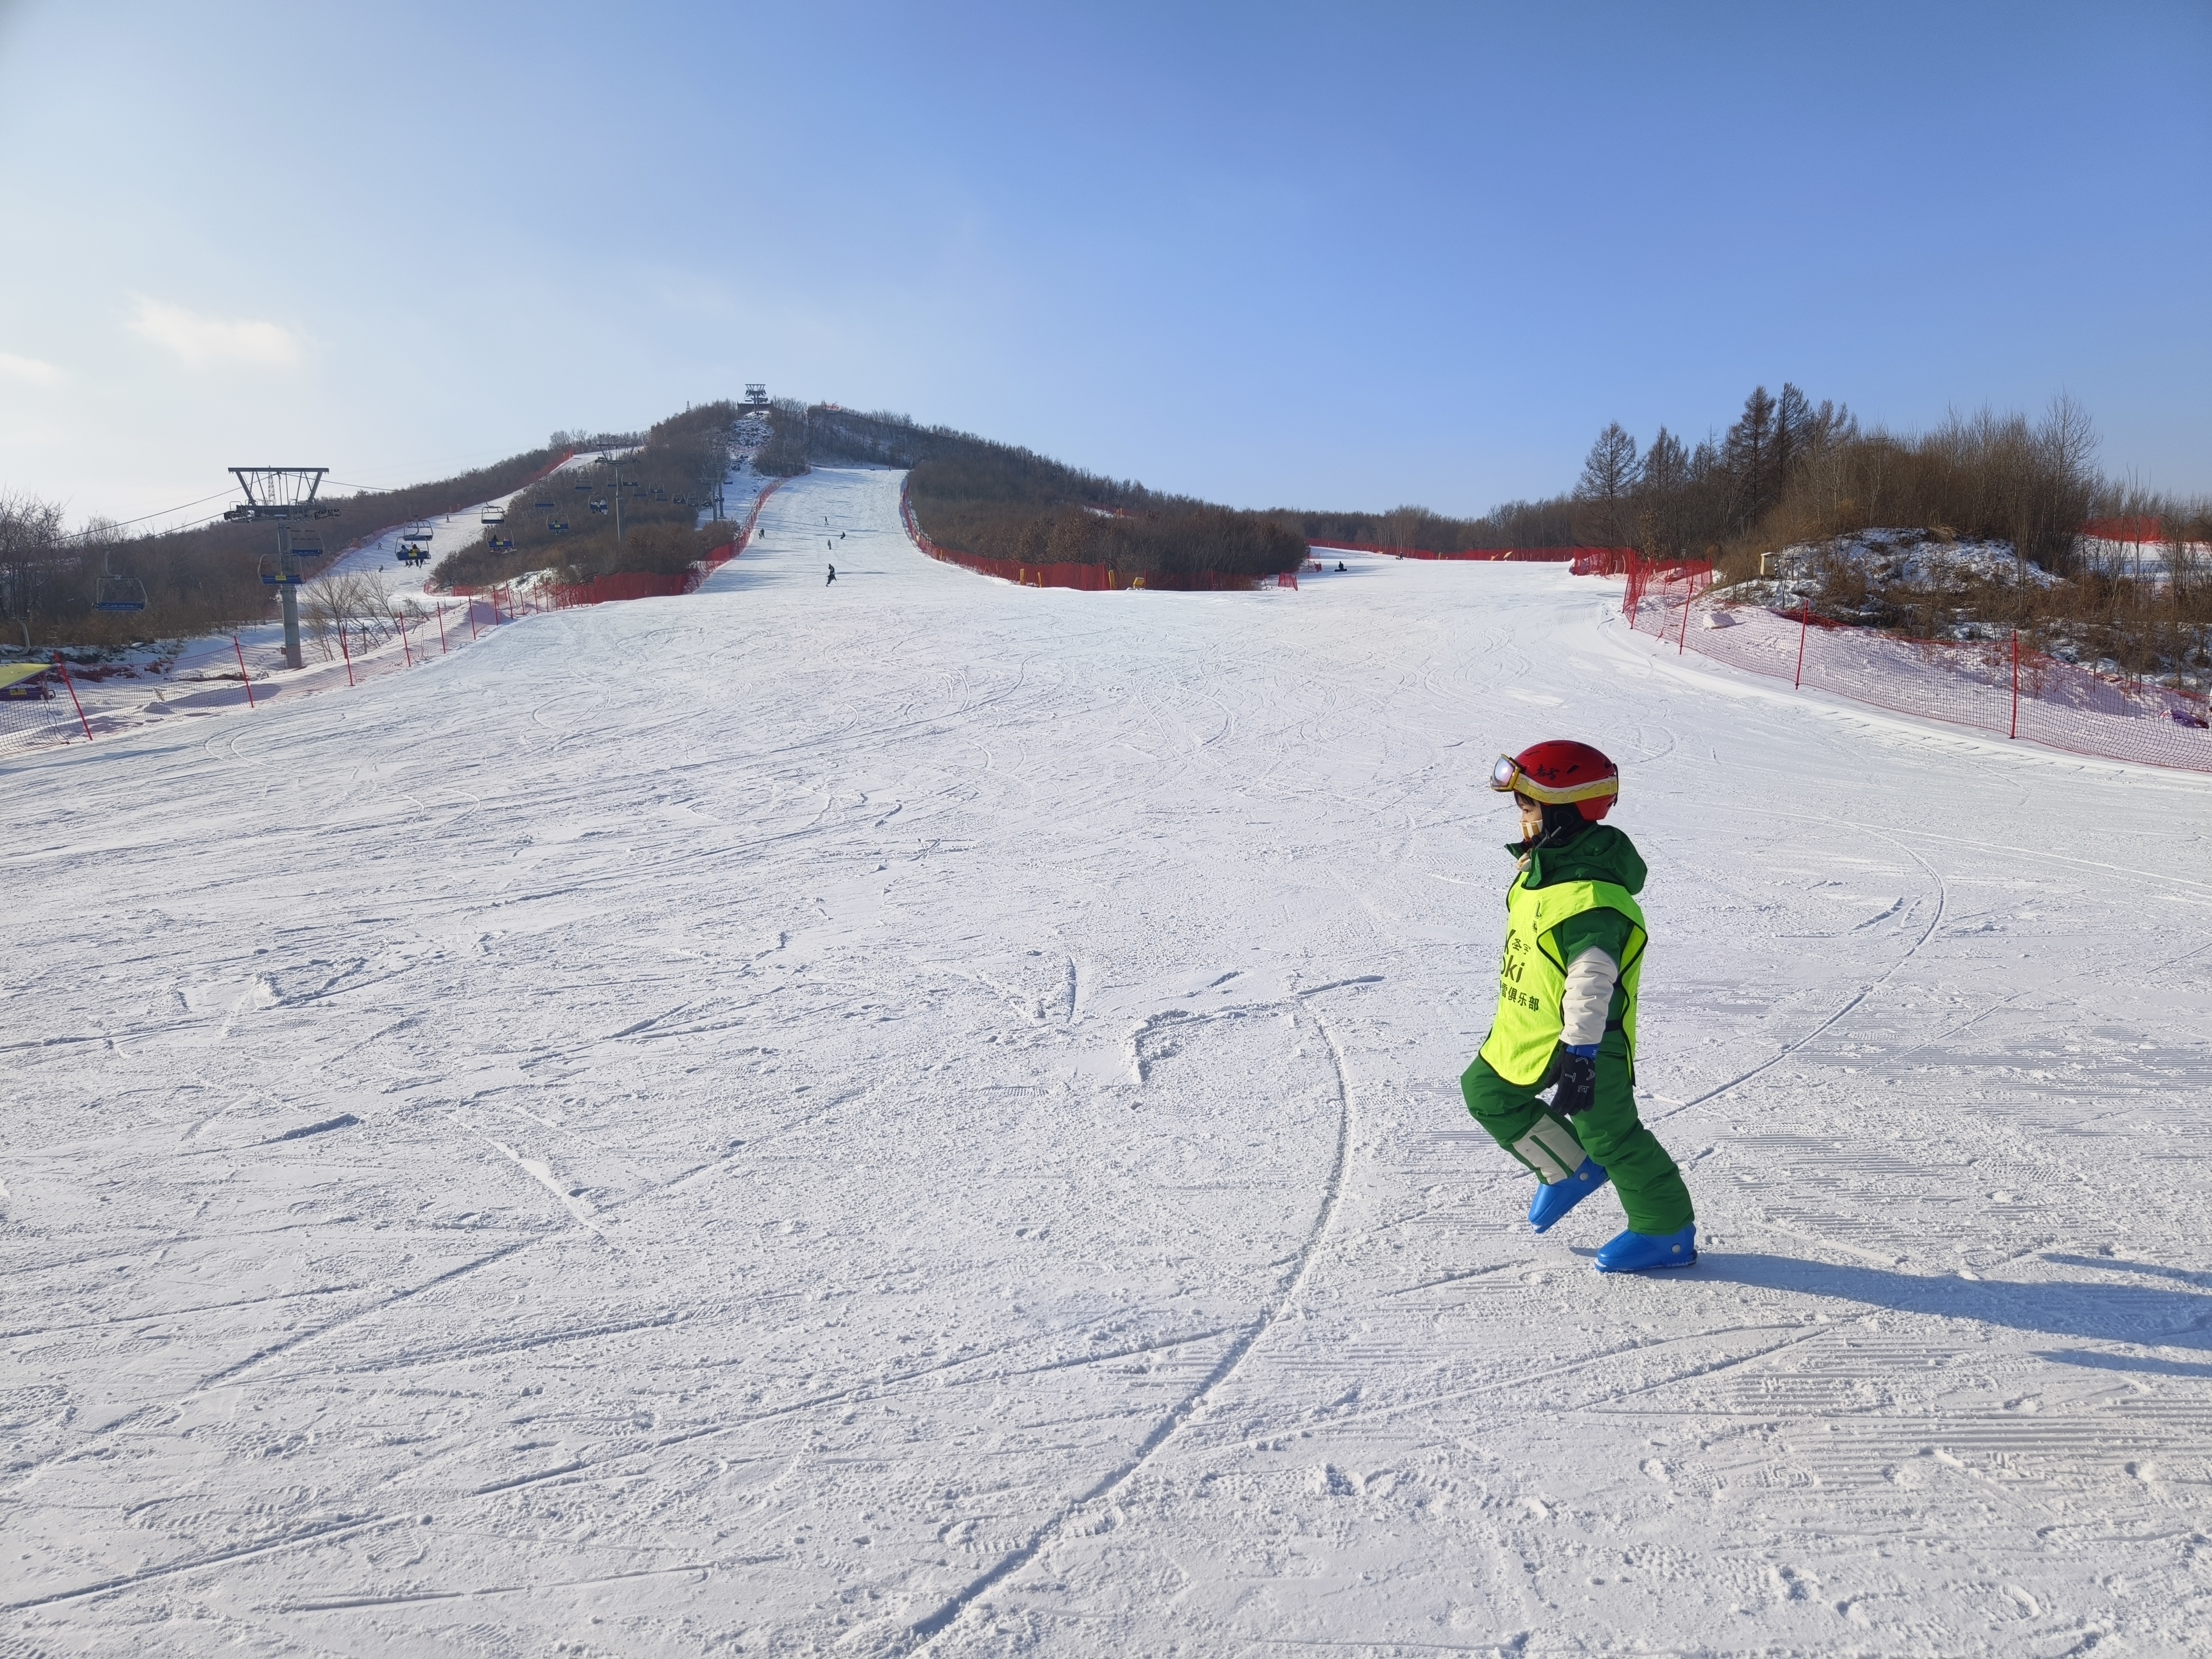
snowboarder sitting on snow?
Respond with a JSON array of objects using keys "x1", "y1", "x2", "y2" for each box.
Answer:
[{"x1": 1459, "y1": 740, "x2": 1697, "y2": 1272}]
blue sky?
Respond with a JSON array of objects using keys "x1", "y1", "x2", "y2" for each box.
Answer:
[{"x1": 2, "y1": 1, "x2": 2206, "y2": 531}]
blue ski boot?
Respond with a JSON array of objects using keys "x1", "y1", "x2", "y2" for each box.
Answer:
[
  {"x1": 1595, "y1": 1223, "x2": 1698, "y2": 1273},
  {"x1": 1528, "y1": 1158, "x2": 1609, "y2": 1233}
]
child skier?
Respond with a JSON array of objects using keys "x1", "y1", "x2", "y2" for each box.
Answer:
[{"x1": 1460, "y1": 740, "x2": 1697, "y2": 1272}]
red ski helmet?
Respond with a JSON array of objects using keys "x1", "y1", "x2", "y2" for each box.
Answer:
[{"x1": 1489, "y1": 740, "x2": 1619, "y2": 821}]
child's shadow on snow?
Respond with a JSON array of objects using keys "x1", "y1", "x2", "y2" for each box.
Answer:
[{"x1": 1694, "y1": 1251, "x2": 2212, "y2": 1374}]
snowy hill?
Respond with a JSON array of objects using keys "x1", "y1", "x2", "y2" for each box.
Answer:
[
  {"x1": 1728, "y1": 526, "x2": 2058, "y2": 632},
  {"x1": 7, "y1": 466, "x2": 2210, "y2": 1654}
]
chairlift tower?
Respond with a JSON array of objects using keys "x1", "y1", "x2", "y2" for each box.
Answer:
[{"x1": 226, "y1": 467, "x2": 337, "y2": 669}]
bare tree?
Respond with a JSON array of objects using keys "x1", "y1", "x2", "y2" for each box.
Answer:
[
  {"x1": 1574, "y1": 422, "x2": 1642, "y2": 546},
  {"x1": 1633, "y1": 427, "x2": 1691, "y2": 557},
  {"x1": 303, "y1": 569, "x2": 415, "y2": 660},
  {"x1": 0, "y1": 491, "x2": 66, "y2": 650}
]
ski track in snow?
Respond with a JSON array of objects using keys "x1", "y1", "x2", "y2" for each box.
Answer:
[{"x1": 6, "y1": 464, "x2": 2212, "y2": 1655}]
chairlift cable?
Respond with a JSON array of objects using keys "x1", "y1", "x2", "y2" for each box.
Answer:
[
  {"x1": 135, "y1": 507, "x2": 241, "y2": 536},
  {"x1": 81, "y1": 487, "x2": 247, "y2": 535},
  {"x1": 323, "y1": 442, "x2": 549, "y2": 489}
]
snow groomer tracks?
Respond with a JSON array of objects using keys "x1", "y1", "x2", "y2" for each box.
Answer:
[{"x1": 8, "y1": 470, "x2": 2210, "y2": 1654}]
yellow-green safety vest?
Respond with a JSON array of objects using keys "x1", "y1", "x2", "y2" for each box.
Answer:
[{"x1": 1478, "y1": 875, "x2": 1647, "y2": 1087}]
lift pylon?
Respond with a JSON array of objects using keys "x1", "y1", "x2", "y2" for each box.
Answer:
[{"x1": 226, "y1": 467, "x2": 335, "y2": 669}]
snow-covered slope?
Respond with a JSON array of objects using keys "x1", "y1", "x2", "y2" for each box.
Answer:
[{"x1": 7, "y1": 466, "x2": 2210, "y2": 1655}]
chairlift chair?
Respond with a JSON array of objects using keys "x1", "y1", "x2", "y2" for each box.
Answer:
[
  {"x1": 95, "y1": 551, "x2": 147, "y2": 613},
  {"x1": 481, "y1": 505, "x2": 507, "y2": 524}
]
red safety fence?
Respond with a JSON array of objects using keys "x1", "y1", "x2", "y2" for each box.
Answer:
[
  {"x1": 0, "y1": 659, "x2": 93, "y2": 753},
  {"x1": 2083, "y1": 516, "x2": 2162, "y2": 545},
  {"x1": 900, "y1": 480, "x2": 1297, "y2": 592},
  {"x1": 539, "y1": 567, "x2": 696, "y2": 607},
  {"x1": 1614, "y1": 556, "x2": 2212, "y2": 773},
  {"x1": 1, "y1": 598, "x2": 493, "y2": 758},
  {"x1": 1570, "y1": 548, "x2": 1641, "y2": 577},
  {"x1": 532, "y1": 541, "x2": 736, "y2": 608},
  {"x1": 1309, "y1": 539, "x2": 1607, "y2": 564},
  {"x1": 1621, "y1": 555, "x2": 1717, "y2": 619}
]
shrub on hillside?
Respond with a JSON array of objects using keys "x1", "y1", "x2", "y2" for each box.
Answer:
[
  {"x1": 433, "y1": 402, "x2": 739, "y2": 590},
  {"x1": 919, "y1": 498, "x2": 1304, "y2": 583},
  {"x1": 778, "y1": 406, "x2": 1304, "y2": 581},
  {"x1": 752, "y1": 402, "x2": 813, "y2": 477},
  {"x1": 1274, "y1": 500, "x2": 1578, "y2": 554}
]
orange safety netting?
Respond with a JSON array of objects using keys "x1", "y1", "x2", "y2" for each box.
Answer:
[
  {"x1": 1613, "y1": 557, "x2": 2212, "y2": 773},
  {"x1": 1309, "y1": 540, "x2": 1603, "y2": 564}
]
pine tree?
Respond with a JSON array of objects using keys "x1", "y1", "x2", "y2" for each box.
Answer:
[
  {"x1": 1723, "y1": 387, "x2": 1779, "y2": 533},
  {"x1": 1773, "y1": 383, "x2": 1812, "y2": 488}
]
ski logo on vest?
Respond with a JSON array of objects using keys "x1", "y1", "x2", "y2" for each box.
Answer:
[{"x1": 1499, "y1": 929, "x2": 1542, "y2": 1010}]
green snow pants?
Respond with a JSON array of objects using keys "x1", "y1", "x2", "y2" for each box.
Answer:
[{"x1": 1459, "y1": 1033, "x2": 1694, "y2": 1236}]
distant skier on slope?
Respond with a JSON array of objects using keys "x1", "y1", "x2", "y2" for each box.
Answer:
[
  {"x1": 826, "y1": 564, "x2": 837, "y2": 585},
  {"x1": 1460, "y1": 740, "x2": 1697, "y2": 1272}
]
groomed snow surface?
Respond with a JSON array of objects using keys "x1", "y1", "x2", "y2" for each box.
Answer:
[{"x1": 8, "y1": 466, "x2": 2211, "y2": 1656}]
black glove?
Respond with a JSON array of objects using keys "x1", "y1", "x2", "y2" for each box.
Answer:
[{"x1": 1549, "y1": 1045, "x2": 1599, "y2": 1118}]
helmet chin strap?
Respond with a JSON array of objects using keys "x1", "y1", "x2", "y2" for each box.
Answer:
[{"x1": 1533, "y1": 803, "x2": 1592, "y2": 847}]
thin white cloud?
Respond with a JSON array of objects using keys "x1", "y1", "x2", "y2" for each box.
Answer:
[
  {"x1": 127, "y1": 295, "x2": 303, "y2": 368},
  {"x1": 0, "y1": 350, "x2": 62, "y2": 384}
]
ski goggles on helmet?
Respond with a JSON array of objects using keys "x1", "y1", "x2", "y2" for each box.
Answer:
[{"x1": 1488, "y1": 752, "x2": 1620, "y2": 806}]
